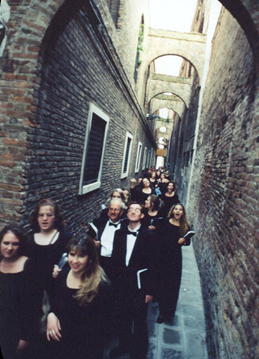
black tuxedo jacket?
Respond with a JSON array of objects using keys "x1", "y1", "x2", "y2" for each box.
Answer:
[
  {"x1": 111, "y1": 225, "x2": 157, "y2": 296},
  {"x1": 88, "y1": 217, "x2": 109, "y2": 242}
]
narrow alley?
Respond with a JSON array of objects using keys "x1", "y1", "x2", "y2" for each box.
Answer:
[{"x1": 1, "y1": 0, "x2": 259, "y2": 358}]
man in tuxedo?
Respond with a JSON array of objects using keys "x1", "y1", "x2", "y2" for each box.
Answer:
[
  {"x1": 110, "y1": 202, "x2": 157, "y2": 359},
  {"x1": 88, "y1": 198, "x2": 125, "y2": 279}
]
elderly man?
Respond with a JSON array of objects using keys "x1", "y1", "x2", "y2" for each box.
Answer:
[
  {"x1": 88, "y1": 198, "x2": 125, "y2": 279},
  {"x1": 110, "y1": 202, "x2": 157, "y2": 359}
]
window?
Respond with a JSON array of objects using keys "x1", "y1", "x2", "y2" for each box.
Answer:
[
  {"x1": 121, "y1": 132, "x2": 133, "y2": 178},
  {"x1": 135, "y1": 142, "x2": 142, "y2": 173},
  {"x1": 79, "y1": 103, "x2": 109, "y2": 195},
  {"x1": 146, "y1": 149, "x2": 150, "y2": 168},
  {"x1": 150, "y1": 148, "x2": 154, "y2": 167},
  {"x1": 142, "y1": 147, "x2": 147, "y2": 170}
]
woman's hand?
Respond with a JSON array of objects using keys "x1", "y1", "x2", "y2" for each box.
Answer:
[
  {"x1": 145, "y1": 295, "x2": 153, "y2": 303},
  {"x1": 178, "y1": 237, "x2": 186, "y2": 245},
  {"x1": 46, "y1": 313, "x2": 62, "y2": 342},
  {"x1": 15, "y1": 339, "x2": 28, "y2": 354},
  {"x1": 52, "y1": 265, "x2": 61, "y2": 278}
]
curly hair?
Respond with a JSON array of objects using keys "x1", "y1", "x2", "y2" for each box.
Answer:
[
  {"x1": 66, "y1": 236, "x2": 107, "y2": 306},
  {"x1": 167, "y1": 203, "x2": 190, "y2": 237},
  {"x1": 29, "y1": 198, "x2": 66, "y2": 232}
]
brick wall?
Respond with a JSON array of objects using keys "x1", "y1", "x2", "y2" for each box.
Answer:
[
  {"x1": 0, "y1": 0, "x2": 155, "y2": 230},
  {"x1": 188, "y1": 7, "x2": 259, "y2": 358}
]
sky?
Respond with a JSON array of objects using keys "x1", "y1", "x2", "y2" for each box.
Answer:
[
  {"x1": 148, "y1": 0, "x2": 199, "y2": 77},
  {"x1": 148, "y1": 0, "x2": 199, "y2": 32},
  {"x1": 147, "y1": 0, "x2": 199, "y2": 118}
]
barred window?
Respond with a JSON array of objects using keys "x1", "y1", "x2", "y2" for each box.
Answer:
[
  {"x1": 142, "y1": 147, "x2": 147, "y2": 170},
  {"x1": 135, "y1": 142, "x2": 142, "y2": 173},
  {"x1": 121, "y1": 132, "x2": 133, "y2": 179},
  {"x1": 79, "y1": 104, "x2": 109, "y2": 195}
]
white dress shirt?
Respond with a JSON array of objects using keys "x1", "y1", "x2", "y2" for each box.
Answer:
[
  {"x1": 100, "y1": 220, "x2": 121, "y2": 257},
  {"x1": 125, "y1": 224, "x2": 141, "y2": 266}
]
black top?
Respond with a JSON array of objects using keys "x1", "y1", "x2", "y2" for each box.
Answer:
[
  {"x1": 135, "y1": 187, "x2": 155, "y2": 205},
  {"x1": 159, "y1": 192, "x2": 179, "y2": 217},
  {"x1": 49, "y1": 268, "x2": 110, "y2": 359},
  {"x1": 0, "y1": 258, "x2": 42, "y2": 358},
  {"x1": 26, "y1": 230, "x2": 73, "y2": 295},
  {"x1": 141, "y1": 211, "x2": 163, "y2": 228}
]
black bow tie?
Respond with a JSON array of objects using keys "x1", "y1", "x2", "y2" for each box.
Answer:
[
  {"x1": 109, "y1": 222, "x2": 119, "y2": 228},
  {"x1": 127, "y1": 230, "x2": 137, "y2": 236}
]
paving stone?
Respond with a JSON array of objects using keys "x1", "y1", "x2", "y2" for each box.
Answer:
[
  {"x1": 162, "y1": 347, "x2": 184, "y2": 359},
  {"x1": 163, "y1": 327, "x2": 182, "y2": 345}
]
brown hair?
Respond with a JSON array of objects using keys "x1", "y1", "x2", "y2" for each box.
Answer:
[
  {"x1": 29, "y1": 198, "x2": 66, "y2": 232},
  {"x1": 66, "y1": 236, "x2": 107, "y2": 305},
  {"x1": 168, "y1": 203, "x2": 190, "y2": 237}
]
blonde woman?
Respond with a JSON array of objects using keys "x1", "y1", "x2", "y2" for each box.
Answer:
[{"x1": 46, "y1": 236, "x2": 109, "y2": 359}]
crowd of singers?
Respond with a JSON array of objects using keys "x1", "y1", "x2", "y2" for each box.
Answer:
[{"x1": 0, "y1": 167, "x2": 193, "y2": 359}]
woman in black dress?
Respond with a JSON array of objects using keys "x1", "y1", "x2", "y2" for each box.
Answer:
[
  {"x1": 46, "y1": 236, "x2": 109, "y2": 359},
  {"x1": 142, "y1": 194, "x2": 163, "y2": 228},
  {"x1": 149, "y1": 171, "x2": 158, "y2": 190},
  {"x1": 27, "y1": 198, "x2": 73, "y2": 295},
  {"x1": 0, "y1": 225, "x2": 42, "y2": 359},
  {"x1": 159, "y1": 181, "x2": 179, "y2": 217},
  {"x1": 135, "y1": 178, "x2": 155, "y2": 205},
  {"x1": 155, "y1": 203, "x2": 190, "y2": 324},
  {"x1": 157, "y1": 173, "x2": 169, "y2": 194}
]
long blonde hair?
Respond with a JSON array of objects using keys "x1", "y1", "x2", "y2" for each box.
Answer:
[
  {"x1": 168, "y1": 203, "x2": 190, "y2": 237},
  {"x1": 66, "y1": 236, "x2": 108, "y2": 306}
]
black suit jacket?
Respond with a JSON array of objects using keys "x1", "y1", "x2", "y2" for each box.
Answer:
[
  {"x1": 111, "y1": 225, "x2": 157, "y2": 296},
  {"x1": 88, "y1": 217, "x2": 109, "y2": 242}
]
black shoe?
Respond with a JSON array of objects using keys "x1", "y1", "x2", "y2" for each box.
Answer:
[
  {"x1": 110, "y1": 346, "x2": 130, "y2": 358},
  {"x1": 164, "y1": 316, "x2": 173, "y2": 325},
  {"x1": 156, "y1": 314, "x2": 164, "y2": 324}
]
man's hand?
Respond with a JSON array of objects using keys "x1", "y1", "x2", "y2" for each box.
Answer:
[{"x1": 94, "y1": 239, "x2": 101, "y2": 248}]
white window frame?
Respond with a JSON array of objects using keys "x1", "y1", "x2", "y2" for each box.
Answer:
[
  {"x1": 135, "y1": 141, "x2": 142, "y2": 173},
  {"x1": 150, "y1": 148, "x2": 154, "y2": 167},
  {"x1": 146, "y1": 149, "x2": 150, "y2": 168},
  {"x1": 142, "y1": 147, "x2": 147, "y2": 170},
  {"x1": 78, "y1": 103, "x2": 109, "y2": 195},
  {"x1": 121, "y1": 131, "x2": 133, "y2": 179}
]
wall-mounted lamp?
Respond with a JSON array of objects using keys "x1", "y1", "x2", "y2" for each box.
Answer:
[{"x1": 147, "y1": 114, "x2": 161, "y2": 121}]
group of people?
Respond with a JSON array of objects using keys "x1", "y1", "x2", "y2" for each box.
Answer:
[{"x1": 0, "y1": 167, "x2": 193, "y2": 359}]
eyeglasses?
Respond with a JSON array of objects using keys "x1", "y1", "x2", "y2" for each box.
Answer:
[{"x1": 128, "y1": 209, "x2": 141, "y2": 213}]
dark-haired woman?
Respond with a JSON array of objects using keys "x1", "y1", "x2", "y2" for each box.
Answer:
[
  {"x1": 155, "y1": 203, "x2": 190, "y2": 324},
  {"x1": 27, "y1": 198, "x2": 73, "y2": 295},
  {"x1": 159, "y1": 181, "x2": 179, "y2": 217},
  {"x1": 0, "y1": 225, "x2": 42, "y2": 359},
  {"x1": 135, "y1": 178, "x2": 155, "y2": 205},
  {"x1": 149, "y1": 171, "x2": 158, "y2": 190},
  {"x1": 46, "y1": 236, "x2": 109, "y2": 359},
  {"x1": 142, "y1": 194, "x2": 163, "y2": 229}
]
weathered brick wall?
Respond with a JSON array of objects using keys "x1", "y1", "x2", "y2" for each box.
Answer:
[
  {"x1": 173, "y1": 69, "x2": 200, "y2": 205},
  {"x1": 115, "y1": 0, "x2": 150, "y2": 90},
  {"x1": 0, "y1": 0, "x2": 155, "y2": 230},
  {"x1": 188, "y1": 7, "x2": 259, "y2": 358}
]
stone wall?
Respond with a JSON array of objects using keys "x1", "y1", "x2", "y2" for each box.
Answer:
[{"x1": 188, "y1": 7, "x2": 259, "y2": 358}]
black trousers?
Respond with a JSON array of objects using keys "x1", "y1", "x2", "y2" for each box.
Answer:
[{"x1": 114, "y1": 289, "x2": 148, "y2": 359}]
